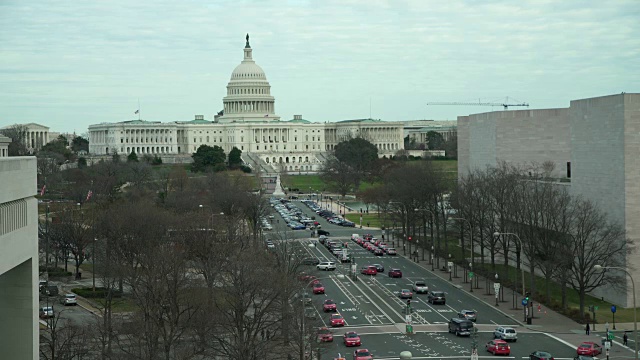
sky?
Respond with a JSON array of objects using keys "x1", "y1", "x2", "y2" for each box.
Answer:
[{"x1": 1, "y1": 0, "x2": 638, "y2": 134}]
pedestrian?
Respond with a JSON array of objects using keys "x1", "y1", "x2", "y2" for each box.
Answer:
[
  {"x1": 367, "y1": 222, "x2": 370, "y2": 227},
  {"x1": 586, "y1": 323, "x2": 590, "y2": 335},
  {"x1": 624, "y1": 332, "x2": 629, "y2": 346}
]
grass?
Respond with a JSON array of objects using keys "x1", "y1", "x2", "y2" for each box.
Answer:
[{"x1": 92, "y1": 296, "x2": 139, "y2": 313}]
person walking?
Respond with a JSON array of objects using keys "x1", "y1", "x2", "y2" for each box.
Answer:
[
  {"x1": 624, "y1": 332, "x2": 629, "y2": 346},
  {"x1": 586, "y1": 323, "x2": 591, "y2": 335}
]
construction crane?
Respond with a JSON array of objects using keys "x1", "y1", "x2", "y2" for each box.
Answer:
[{"x1": 426, "y1": 100, "x2": 529, "y2": 110}]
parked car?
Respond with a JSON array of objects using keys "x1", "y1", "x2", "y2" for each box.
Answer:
[
  {"x1": 494, "y1": 327, "x2": 518, "y2": 342},
  {"x1": 458, "y1": 309, "x2": 477, "y2": 322},
  {"x1": 41, "y1": 285, "x2": 59, "y2": 296},
  {"x1": 388, "y1": 269, "x2": 403, "y2": 278},
  {"x1": 343, "y1": 331, "x2": 361, "y2": 346},
  {"x1": 427, "y1": 290, "x2": 446, "y2": 305},
  {"x1": 576, "y1": 342, "x2": 602, "y2": 357},
  {"x1": 448, "y1": 317, "x2": 474, "y2": 336},
  {"x1": 60, "y1": 293, "x2": 77, "y2": 306},
  {"x1": 317, "y1": 261, "x2": 337, "y2": 271},
  {"x1": 412, "y1": 280, "x2": 428, "y2": 294},
  {"x1": 486, "y1": 340, "x2": 511, "y2": 355},
  {"x1": 529, "y1": 351, "x2": 554, "y2": 360},
  {"x1": 39, "y1": 306, "x2": 54, "y2": 319}
]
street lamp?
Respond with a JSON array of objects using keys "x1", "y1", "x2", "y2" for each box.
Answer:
[
  {"x1": 493, "y1": 232, "x2": 525, "y2": 296},
  {"x1": 431, "y1": 246, "x2": 434, "y2": 271},
  {"x1": 594, "y1": 265, "x2": 637, "y2": 360},
  {"x1": 469, "y1": 262, "x2": 473, "y2": 292},
  {"x1": 415, "y1": 208, "x2": 434, "y2": 262},
  {"x1": 451, "y1": 217, "x2": 473, "y2": 288},
  {"x1": 448, "y1": 254, "x2": 452, "y2": 281},
  {"x1": 494, "y1": 273, "x2": 500, "y2": 306}
]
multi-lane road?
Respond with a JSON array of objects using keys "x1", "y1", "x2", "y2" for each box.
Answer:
[{"x1": 269, "y1": 200, "x2": 580, "y2": 359}]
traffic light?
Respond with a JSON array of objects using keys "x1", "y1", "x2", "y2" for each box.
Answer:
[
  {"x1": 407, "y1": 299, "x2": 411, "y2": 306},
  {"x1": 408, "y1": 236, "x2": 412, "y2": 242}
]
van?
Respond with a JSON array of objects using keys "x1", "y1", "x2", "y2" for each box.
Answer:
[
  {"x1": 448, "y1": 317, "x2": 474, "y2": 336},
  {"x1": 42, "y1": 285, "x2": 59, "y2": 296},
  {"x1": 351, "y1": 234, "x2": 360, "y2": 240}
]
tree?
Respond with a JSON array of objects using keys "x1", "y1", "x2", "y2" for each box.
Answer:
[
  {"x1": 0, "y1": 124, "x2": 29, "y2": 155},
  {"x1": 319, "y1": 158, "x2": 354, "y2": 197},
  {"x1": 77, "y1": 157, "x2": 87, "y2": 169},
  {"x1": 127, "y1": 150, "x2": 139, "y2": 163},
  {"x1": 192, "y1": 145, "x2": 226, "y2": 172},
  {"x1": 41, "y1": 135, "x2": 73, "y2": 161},
  {"x1": 71, "y1": 136, "x2": 89, "y2": 153},
  {"x1": 442, "y1": 133, "x2": 458, "y2": 159},
  {"x1": 426, "y1": 131, "x2": 445, "y2": 150},
  {"x1": 334, "y1": 137, "x2": 378, "y2": 191},
  {"x1": 228, "y1": 146, "x2": 243, "y2": 168}
]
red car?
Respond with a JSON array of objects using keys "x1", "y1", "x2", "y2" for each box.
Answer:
[
  {"x1": 330, "y1": 313, "x2": 345, "y2": 327},
  {"x1": 343, "y1": 331, "x2": 361, "y2": 347},
  {"x1": 486, "y1": 340, "x2": 511, "y2": 355},
  {"x1": 361, "y1": 266, "x2": 377, "y2": 275},
  {"x1": 577, "y1": 342, "x2": 602, "y2": 356},
  {"x1": 317, "y1": 327, "x2": 333, "y2": 342},
  {"x1": 388, "y1": 269, "x2": 403, "y2": 278},
  {"x1": 323, "y1": 299, "x2": 337, "y2": 312},
  {"x1": 313, "y1": 283, "x2": 325, "y2": 294},
  {"x1": 354, "y1": 349, "x2": 373, "y2": 360},
  {"x1": 386, "y1": 248, "x2": 397, "y2": 255}
]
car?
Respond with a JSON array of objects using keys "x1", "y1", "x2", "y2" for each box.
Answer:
[
  {"x1": 573, "y1": 356, "x2": 594, "y2": 360},
  {"x1": 41, "y1": 284, "x2": 59, "y2": 296},
  {"x1": 317, "y1": 261, "x2": 337, "y2": 271},
  {"x1": 427, "y1": 290, "x2": 446, "y2": 305},
  {"x1": 317, "y1": 327, "x2": 334, "y2": 342},
  {"x1": 458, "y1": 309, "x2": 477, "y2": 322},
  {"x1": 353, "y1": 349, "x2": 373, "y2": 360},
  {"x1": 302, "y1": 257, "x2": 320, "y2": 265},
  {"x1": 386, "y1": 248, "x2": 397, "y2": 255},
  {"x1": 343, "y1": 331, "x2": 361, "y2": 346},
  {"x1": 399, "y1": 289, "x2": 413, "y2": 299},
  {"x1": 317, "y1": 229, "x2": 330, "y2": 236},
  {"x1": 486, "y1": 340, "x2": 511, "y2": 355},
  {"x1": 360, "y1": 266, "x2": 377, "y2": 275},
  {"x1": 576, "y1": 342, "x2": 602, "y2": 356},
  {"x1": 299, "y1": 274, "x2": 317, "y2": 282},
  {"x1": 529, "y1": 351, "x2": 554, "y2": 360},
  {"x1": 60, "y1": 293, "x2": 77, "y2": 306},
  {"x1": 313, "y1": 283, "x2": 325, "y2": 294},
  {"x1": 373, "y1": 248, "x2": 384, "y2": 256},
  {"x1": 494, "y1": 327, "x2": 517, "y2": 342},
  {"x1": 39, "y1": 306, "x2": 54, "y2": 319},
  {"x1": 305, "y1": 307, "x2": 318, "y2": 319},
  {"x1": 318, "y1": 235, "x2": 328, "y2": 244},
  {"x1": 330, "y1": 313, "x2": 345, "y2": 327},
  {"x1": 388, "y1": 269, "x2": 403, "y2": 278},
  {"x1": 412, "y1": 280, "x2": 428, "y2": 293},
  {"x1": 323, "y1": 299, "x2": 337, "y2": 312},
  {"x1": 298, "y1": 292, "x2": 312, "y2": 305},
  {"x1": 373, "y1": 264, "x2": 384, "y2": 272}
]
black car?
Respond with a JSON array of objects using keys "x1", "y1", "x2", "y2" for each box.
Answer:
[
  {"x1": 530, "y1": 351, "x2": 553, "y2": 360},
  {"x1": 427, "y1": 290, "x2": 446, "y2": 305},
  {"x1": 317, "y1": 229, "x2": 330, "y2": 236},
  {"x1": 373, "y1": 264, "x2": 384, "y2": 272},
  {"x1": 301, "y1": 257, "x2": 320, "y2": 265}
]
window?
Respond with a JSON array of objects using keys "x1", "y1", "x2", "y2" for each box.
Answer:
[{"x1": 567, "y1": 162, "x2": 571, "y2": 178}]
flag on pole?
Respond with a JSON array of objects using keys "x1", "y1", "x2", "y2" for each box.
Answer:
[
  {"x1": 40, "y1": 185, "x2": 46, "y2": 196},
  {"x1": 86, "y1": 190, "x2": 93, "y2": 202},
  {"x1": 134, "y1": 109, "x2": 139, "y2": 114}
]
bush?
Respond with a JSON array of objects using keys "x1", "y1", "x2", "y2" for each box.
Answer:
[
  {"x1": 152, "y1": 155, "x2": 163, "y2": 165},
  {"x1": 240, "y1": 165, "x2": 252, "y2": 173},
  {"x1": 40, "y1": 267, "x2": 72, "y2": 277},
  {"x1": 72, "y1": 287, "x2": 123, "y2": 299}
]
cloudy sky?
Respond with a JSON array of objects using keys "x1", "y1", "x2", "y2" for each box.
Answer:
[{"x1": 1, "y1": 0, "x2": 638, "y2": 134}]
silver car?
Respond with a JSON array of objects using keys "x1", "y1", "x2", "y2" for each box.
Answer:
[
  {"x1": 61, "y1": 293, "x2": 78, "y2": 306},
  {"x1": 493, "y1": 326, "x2": 517, "y2": 342},
  {"x1": 458, "y1": 309, "x2": 477, "y2": 322}
]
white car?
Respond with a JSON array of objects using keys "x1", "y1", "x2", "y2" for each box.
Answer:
[
  {"x1": 61, "y1": 293, "x2": 78, "y2": 306},
  {"x1": 493, "y1": 327, "x2": 517, "y2": 342},
  {"x1": 412, "y1": 280, "x2": 429, "y2": 294},
  {"x1": 317, "y1": 261, "x2": 336, "y2": 271}
]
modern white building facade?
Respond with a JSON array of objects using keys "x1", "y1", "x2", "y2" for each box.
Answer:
[
  {"x1": 0, "y1": 156, "x2": 39, "y2": 359},
  {"x1": 87, "y1": 35, "x2": 405, "y2": 172},
  {"x1": 458, "y1": 93, "x2": 640, "y2": 307}
]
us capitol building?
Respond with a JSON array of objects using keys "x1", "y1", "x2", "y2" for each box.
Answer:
[{"x1": 88, "y1": 34, "x2": 407, "y2": 173}]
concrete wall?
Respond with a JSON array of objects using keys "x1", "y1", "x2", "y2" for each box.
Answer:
[
  {"x1": 0, "y1": 156, "x2": 38, "y2": 359},
  {"x1": 459, "y1": 109, "x2": 571, "y2": 178},
  {"x1": 570, "y1": 94, "x2": 640, "y2": 306}
]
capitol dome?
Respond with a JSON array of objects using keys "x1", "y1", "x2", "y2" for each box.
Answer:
[{"x1": 218, "y1": 34, "x2": 280, "y2": 123}]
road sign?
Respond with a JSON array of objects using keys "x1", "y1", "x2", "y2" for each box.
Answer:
[
  {"x1": 605, "y1": 340, "x2": 612, "y2": 349},
  {"x1": 522, "y1": 298, "x2": 529, "y2": 306},
  {"x1": 595, "y1": 305, "x2": 599, "y2": 310},
  {"x1": 405, "y1": 314, "x2": 412, "y2": 324},
  {"x1": 493, "y1": 283, "x2": 501, "y2": 292},
  {"x1": 469, "y1": 272, "x2": 474, "y2": 279},
  {"x1": 611, "y1": 305, "x2": 617, "y2": 313},
  {"x1": 608, "y1": 332, "x2": 615, "y2": 340}
]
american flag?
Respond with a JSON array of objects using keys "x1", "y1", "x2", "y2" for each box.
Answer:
[{"x1": 86, "y1": 190, "x2": 93, "y2": 202}]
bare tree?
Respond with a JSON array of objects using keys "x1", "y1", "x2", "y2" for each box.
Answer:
[
  {"x1": 319, "y1": 158, "x2": 354, "y2": 197},
  {"x1": 0, "y1": 124, "x2": 29, "y2": 155},
  {"x1": 40, "y1": 312, "x2": 92, "y2": 360}
]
